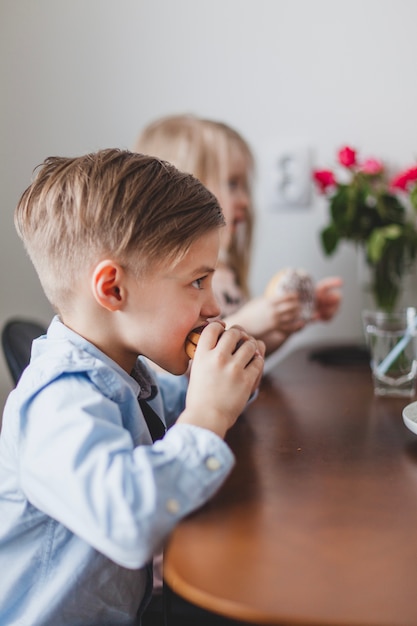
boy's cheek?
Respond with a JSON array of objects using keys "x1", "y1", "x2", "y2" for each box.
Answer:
[
  {"x1": 150, "y1": 335, "x2": 191, "y2": 375},
  {"x1": 160, "y1": 352, "x2": 190, "y2": 376}
]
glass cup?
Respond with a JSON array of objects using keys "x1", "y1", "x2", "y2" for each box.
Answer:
[{"x1": 362, "y1": 308, "x2": 417, "y2": 398}]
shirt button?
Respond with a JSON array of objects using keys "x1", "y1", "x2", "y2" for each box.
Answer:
[
  {"x1": 166, "y1": 498, "x2": 180, "y2": 514},
  {"x1": 205, "y1": 456, "x2": 221, "y2": 471}
]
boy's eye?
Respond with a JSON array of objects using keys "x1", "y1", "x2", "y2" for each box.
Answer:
[{"x1": 192, "y1": 277, "x2": 204, "y2": 290}]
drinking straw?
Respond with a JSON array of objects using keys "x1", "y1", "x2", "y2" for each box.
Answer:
[{"x1": 376, "y1": 316, "x2": 417, "y2": 376}]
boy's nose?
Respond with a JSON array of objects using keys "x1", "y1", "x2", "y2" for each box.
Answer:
[{"x1": 202, "y1": 290, "x2": 221, "y2": 320}]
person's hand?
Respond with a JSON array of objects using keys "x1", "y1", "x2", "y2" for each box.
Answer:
[
  {"x1": 224, "y1": 293, "x2": 306, "y2": 338},
  {"x1": 313, "y1": 276, "x2": 343, "y2": 321},
  {"x1": 178, "y1": 322, "x2": 265, "y2": 439}
]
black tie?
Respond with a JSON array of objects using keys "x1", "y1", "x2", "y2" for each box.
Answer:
[{"x1": 138, "y1": 398, "x2": 166, "y2": 442}]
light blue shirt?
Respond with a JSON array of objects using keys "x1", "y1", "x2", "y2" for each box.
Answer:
[{"x1": 0, "y1": 316, "x2": 234, "y2": 625}]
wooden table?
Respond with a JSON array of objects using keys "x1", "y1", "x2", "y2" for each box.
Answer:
[{"x1": 164, "y1": 344, "x2": 417, "y2": 626}]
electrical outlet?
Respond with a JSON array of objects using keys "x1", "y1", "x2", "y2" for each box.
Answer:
[{"x1": 265, "y1": 144, "x2": 312, "y2": 210}]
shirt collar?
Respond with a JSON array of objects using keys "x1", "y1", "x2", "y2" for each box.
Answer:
[{"x1": 40, "y1": 316, "x2": 157, "y2": 399}]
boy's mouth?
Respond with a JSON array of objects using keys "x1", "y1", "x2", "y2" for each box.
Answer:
[{"x1": 184, "y1": 324, "x2": 207, "y2": 359}]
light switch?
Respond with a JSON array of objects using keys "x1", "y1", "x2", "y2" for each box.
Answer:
[{"x1": 265, "y1": 143, "x2": 312, "y2": 211}]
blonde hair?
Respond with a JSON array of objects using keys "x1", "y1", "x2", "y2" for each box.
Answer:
[
  {"x1": 15, "y1": 148, "x2": 225, "y2": 312},
  {"x1": 134, "y1": 115, "x2": 255, "y2": 297}
]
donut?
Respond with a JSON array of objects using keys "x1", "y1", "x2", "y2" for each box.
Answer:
[
  {"x1": 185, "y1": 326, "x2": 205, "y2": 359},
  {"x1": 265, "y1": 268, "x2": 315, "y2": 320},
  {"x1": 185, "y1": 324, "x2": 248, "y2": 359}
]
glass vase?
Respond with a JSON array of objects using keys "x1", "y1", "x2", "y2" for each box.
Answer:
[{"x1": 356, "y1": 246, "x2": 404, "y2": 313}]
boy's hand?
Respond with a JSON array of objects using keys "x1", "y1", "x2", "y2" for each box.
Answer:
[{"x1": 178, "y1": 322, "x2": 264, "y2": 439}]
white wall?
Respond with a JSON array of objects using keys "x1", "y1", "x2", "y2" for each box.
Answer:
[{"x1": 1, "y1": 0, "x2": 417, "y2": 407}]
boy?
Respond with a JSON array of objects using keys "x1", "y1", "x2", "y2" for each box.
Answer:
[{"x1": 0, "y1": 149, "x2": 264, "y2": 625}]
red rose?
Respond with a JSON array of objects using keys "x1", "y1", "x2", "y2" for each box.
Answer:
[
  {"x1": 390, "y1": 166, "x2": 417, "y2": 191},
  {"x1": 337, "y1": 146, "x2": 356, "y2": 168},
  {"x1": 390, "y1": 173, "x2": 410, "y2": 191},
  {"x1": 360, "y1": 158, "x2": 384, "y2": 175},
  {"x1": 313, "y1": 169, "x2": 336, "y2": 193}
]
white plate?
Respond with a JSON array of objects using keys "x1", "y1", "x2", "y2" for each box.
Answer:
[{"x1": 402, "y1": 401, "x2": 417, "y2": 435}]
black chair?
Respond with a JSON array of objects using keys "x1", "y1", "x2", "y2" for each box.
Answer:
[
  {"x1": 1, "y1": 318, "x2": 47, "y2": 385},
  {"x1": 142, "y1": 584, "x2": 251, "y2": 626}
]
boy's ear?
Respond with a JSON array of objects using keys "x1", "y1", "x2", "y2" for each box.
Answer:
[{"x1": 91, "y1": 260, "x2": 125, "y2": 311}]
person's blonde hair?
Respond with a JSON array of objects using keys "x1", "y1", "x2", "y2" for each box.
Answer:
[
  {"x1": 134, "y1": 115, "x2": 255, "y2": 297},
  {"x1": 15, "y1": 148, "x2": 225, "y2": 312}
]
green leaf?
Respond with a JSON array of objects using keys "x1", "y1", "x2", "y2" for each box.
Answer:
[
  {"x1": 320, "y1": 225, "x2": 339, "y2": 255},
  {"x1": 367, "y1": 229, "x2": 386, "y2": 263},
  {"x1": 382, "y1": 224, "x2": 402, "y2": 239},
  {"x1": 377, "y1": 192, "x2": 406, "y2": 224},
  {"x1": 329, "y1": 186, "x2": 350, "y2": 228},
  {"x1": 411, "y1": 185, "x2": 417, "y2": 211}
]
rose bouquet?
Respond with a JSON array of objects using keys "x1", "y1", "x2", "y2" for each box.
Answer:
[{"x1": 313, "y1": 146, "x2": 417, "y2": 312}]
